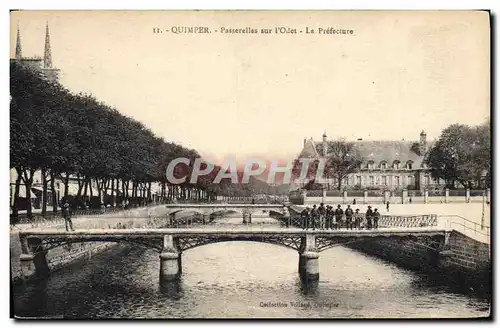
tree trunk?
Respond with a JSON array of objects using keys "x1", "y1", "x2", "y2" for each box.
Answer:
[
  {"x1": 111, "y1": 178, "x2": 116, "y2": 206},
  {"x1": 63, "y1": 173, "x2": 70, "y2": 199},
  {"x1": 41, "y1": 168, "x2": 48, "y2": 215},
  {"x1": 50, "y1": 171, "x2": 58, "y2": 213},
  {"x1": 95, "y1": 178, "x2": 102, "y2": 204},
  {"x1": 83, "y1": 177, "x2": 89, "y2": 197},
  {"x1": 22, "y1": 168, "x2": 35, "y2": 218},
  {"x1": 76, "y1": 173, "x2": 84, "y2": 199},
  {"x1": 11, "y1": 167, "x2": 23, "y2": 217}
]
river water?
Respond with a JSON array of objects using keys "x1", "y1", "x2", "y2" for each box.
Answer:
[{"x1": 12, "y1": 218, "x2": 490, "y2": 319}]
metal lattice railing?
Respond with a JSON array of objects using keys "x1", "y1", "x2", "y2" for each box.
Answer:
[{"x1": 378, "y1": 214, "x2": 438, "y2": 228}]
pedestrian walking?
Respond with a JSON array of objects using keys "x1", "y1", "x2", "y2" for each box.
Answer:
[
  {"x1": 62, "y1": 200, "x2": 74, "y2": 231},
  {"x1": 373, "y1": 208, "x2": 380, "y2": 229},
  {"x1": 365, "y1": 205, "x2": 373, "y2": 230},
  {"x1": 345, "y1": 205, "x2": 354, "y2": 229},
  {"x1": 386, "y1": 201, "x2": 390, "y2": 212}
]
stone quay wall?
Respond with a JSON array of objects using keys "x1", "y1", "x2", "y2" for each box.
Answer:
[
  {"x1": 347, "y1": 230, "x2": 491, "y2": 291},
  {"x1": 11, "y1": 205, "x2": 170, "y2": 285}
]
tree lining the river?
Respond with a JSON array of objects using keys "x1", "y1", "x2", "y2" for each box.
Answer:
[{"x1": 10, "y1": 62, "x2": 271, "y2": 218}]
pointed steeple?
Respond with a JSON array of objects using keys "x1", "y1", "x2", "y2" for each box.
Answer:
[
  {"x1": 15, "y1": 24, "x2": 22, "y2": 60},
  {"x1": 43, "y1": 22, "x2": 52, "y2": 68}
]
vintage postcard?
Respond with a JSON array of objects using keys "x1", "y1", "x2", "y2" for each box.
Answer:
[{"x1": 9, "y1": 10, "x2": 491, "y2": 319}]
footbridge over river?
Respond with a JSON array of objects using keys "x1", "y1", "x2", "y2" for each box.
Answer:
[
  {"x1": 165, "y1": 203, "x2": 289, "y2": 224},
  {"x1": 19, "y1": 226, "x2": 451, "y2": 283}
]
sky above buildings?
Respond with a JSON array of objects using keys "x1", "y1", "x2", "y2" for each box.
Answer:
[{"x1": 10, "y1": 11, "x2": 490, "y2": 163}]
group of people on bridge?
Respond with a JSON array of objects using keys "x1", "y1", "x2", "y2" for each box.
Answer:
[{"x1": 299, "y1": 204, "x2": 380, "y2": 230}]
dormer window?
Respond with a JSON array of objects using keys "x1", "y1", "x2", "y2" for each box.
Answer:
[
  {"x1": 380, "y1": 161, "x2": 387, "y2": 169},
  {"x1": 393, "y1": 160, "x2": 400, "y2": 170},
  {"x1": 367, "y1": 160, "x2": 375, "y2": 170},
  {"x1": 406, "y1": 161, "x2": 413, "y2": 170}
]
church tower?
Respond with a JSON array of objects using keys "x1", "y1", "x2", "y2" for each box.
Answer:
[
  {"x1": 15, "y1": 25, "x2": 22, "y2": 60},
  {"x1": 43, "y1": 22, "x2": 52, "y2": 68}
]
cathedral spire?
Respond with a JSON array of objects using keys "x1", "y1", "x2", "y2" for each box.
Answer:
[
  {"x1": 15, "y1": 24, "x2": 22, "y2": 60},
  {"x1": 43, "y1": 22, "x2": 52, "y2": 68}
]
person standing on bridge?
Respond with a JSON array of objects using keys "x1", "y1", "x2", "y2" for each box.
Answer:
[
  {"x1": 325, "y1": 205, "x2": 333, "y2": 230},
  {"x1": 373, "y1": 208, "x2": 380, "y2": 229},
  {"x1": 365, "y1": 206, "x2": 373, "y2": 229},
  {"x1": 334, "y1": 205, "x2": 344, "y2": 229},
  {"x1": 318, "y1": 203, "x2": 326, "y2": 229},
  {"x1": 62, "y1": 200, "x2": 74, "y2": 231},
  {"x1": 310, "y1": 205, "x2": 318, "y2": 230},
  {"x1": 301, "y1": 207, "x2": 310, "y2": 230},
  {"x1": 345, "y1": 205, "x2": 354, "y2": 230},
  {"x1": 354, "y1": 208, "x2": 362, "y2": 229}
]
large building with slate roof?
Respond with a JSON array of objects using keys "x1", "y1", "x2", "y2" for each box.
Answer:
[{"x1": 297, "y1": 131, "x2": 446, "y2": 191}]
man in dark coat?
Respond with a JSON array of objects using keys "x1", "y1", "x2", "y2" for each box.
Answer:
[
  {"x1": 345, "y1": 205, "x2": 354, "y2": 230},
  {"x1": 365, "y1": 205, "x2": 373, "y2": 229},
  {"x1": 325, "y1": 205, "x2": 333, "y2": 230},
  {"x1": 334, "y1": 205, "x2": 344, "y2": 229},
  {"x1": 301, "y1": 207, "x2": 310, "y2": 230},
  {"x1": 318, "y1": 203, "x2": 326, "y2": 229},
  {"x1": 373, "y1": 208, "x2": 380, "y2": 229},
  {"x1": 310, "y1": 205, "x2": 318, "y2": 230}
]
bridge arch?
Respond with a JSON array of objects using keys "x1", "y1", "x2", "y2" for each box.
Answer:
[
  {"x1": 176, "y1": 235, "x2": 303, "y2": 252},
  {"x1": 28, "y1": 236, "x2": 164, "y2": 254}
]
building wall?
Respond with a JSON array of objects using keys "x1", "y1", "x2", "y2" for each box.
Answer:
[{"x1": 321, "y1": 170, "x2": 445, "y2": 191}]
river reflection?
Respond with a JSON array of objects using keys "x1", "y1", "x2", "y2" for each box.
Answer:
[{"x1": 12, "y1": 218, "x2": 490, "y2": 319}]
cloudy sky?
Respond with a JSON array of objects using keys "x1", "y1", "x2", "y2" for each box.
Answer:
[{"x1": 10, "y1": 11, "x2": 490, "y2": 163}]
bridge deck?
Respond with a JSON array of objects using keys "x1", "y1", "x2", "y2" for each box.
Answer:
[{"x1": 20, "y1": 227, "x2": 449, "y2": 238}]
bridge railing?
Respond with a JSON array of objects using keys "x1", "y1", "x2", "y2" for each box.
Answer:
[
  {"x1": 438, "y1": 215, "x2": 490, "y2": 242},
  {"x1": 379, "y1": 214, "x2": 438, "y2": 228}
]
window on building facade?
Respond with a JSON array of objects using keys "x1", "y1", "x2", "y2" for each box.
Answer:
[
  {"x1": 395, "y1": 176, "x2": 400, "y2": 185},
  {"x1": 382, "y1": 176, "x2": 387, "y2": 185},
  {"x1": 343, "y1": 177, "x2": 348, "y2": 185},
  {"x1": 356, "y1": 176, "x2": 361, "y2": 185},
  {"x1": 369, "y1": 176, "x2": 374, "y2": 185},
  {"x1": 425, "y1": 175, "x2": 430, "y2": 185}
]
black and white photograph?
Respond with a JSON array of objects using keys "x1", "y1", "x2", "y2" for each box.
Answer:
[{"x1": 9, "y1": 10, "x2": 491, "y2": 319}]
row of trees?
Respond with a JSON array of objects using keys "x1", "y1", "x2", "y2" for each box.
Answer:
[
  {"x1": 10, "y1": 62, "x2": 267, "y2": 218},
  {"x1": 425, "y1": 122, "x2": 491, "y2": 189}
]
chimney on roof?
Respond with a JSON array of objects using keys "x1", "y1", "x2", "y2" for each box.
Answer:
[
  {"x1": 420, "y1": 130, "x2": 427, "y2": 155},
  {"x1": 303, "y1": 137, "x2": 307, "y2": 147}
]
